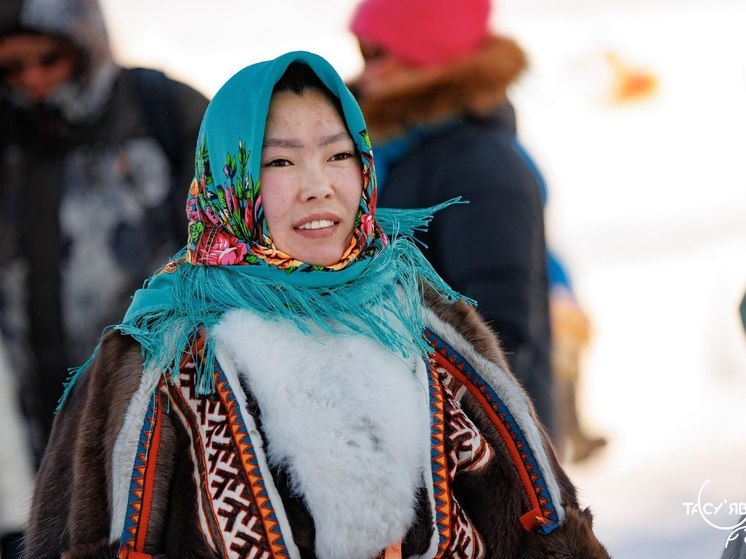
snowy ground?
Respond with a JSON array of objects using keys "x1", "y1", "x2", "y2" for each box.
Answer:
[{"x1": 1, "y1": 1, "x2": 744, "y2": 557}]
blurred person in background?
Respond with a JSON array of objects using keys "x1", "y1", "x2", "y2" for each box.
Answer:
[
  {"x1": 0, "y1": 0, "x2": 207, "y2": 467},
  {"x1": 547, "y1": 252, "x2": 607, "y2": 463},
  {"x1": 721, "y1": 291, "x2": 746, "y2": 556},
  {"x1": 349, "y1": 0, "x2": 555, "y2": 435}
]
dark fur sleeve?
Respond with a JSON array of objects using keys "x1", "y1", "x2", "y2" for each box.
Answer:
[
  {"x1": 24, "y1": 332, "x2": 145, "y2": 559},
  {"x1": 425, "y1": 290, "x2": 612, "y2": 558}
]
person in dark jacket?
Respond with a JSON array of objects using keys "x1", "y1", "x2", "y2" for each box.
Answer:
[
  {"x1": 349, "y1": 0, "x2": 555, "y2": 435},
  {"x1": 0, "y1": 1, "x2": 207, "y2": 554},
  {"x1": 0, "y1": 0, "x2": 207, "y2": 463}
]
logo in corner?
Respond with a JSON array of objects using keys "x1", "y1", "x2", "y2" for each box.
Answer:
[{"x1": 682, "y1": 479, "x2": 746, "y2": 550}]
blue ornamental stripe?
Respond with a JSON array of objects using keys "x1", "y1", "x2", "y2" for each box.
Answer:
[
  {"x1": 424, "y1": 329, "x2": 561, "y2": 534},
  {"x1": 119, "y1": 387, "x2": 160, "y2": 552}
]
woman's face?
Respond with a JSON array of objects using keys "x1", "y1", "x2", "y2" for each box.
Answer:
[
  {"x1": 0, "y1": 34, "x2": 77, "y2": 101},
  {"x1": 260, "y1": 88, "x2": 362, "y2": 267}
]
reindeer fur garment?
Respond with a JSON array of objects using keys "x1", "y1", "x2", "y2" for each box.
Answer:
[{"x1": 26, "y1": 297, "x2": 611, "y2": 559}]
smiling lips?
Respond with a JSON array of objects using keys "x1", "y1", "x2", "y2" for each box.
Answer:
[
  {"x1": 293, "y1": 214, "x2": 340, "y2": 238},
  {"x1": 297, "y1": 219, "x2": 335, "y2": 230}
]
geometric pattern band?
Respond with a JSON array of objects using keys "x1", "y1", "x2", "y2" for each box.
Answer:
[
  {"x1": 425, "y1": 329, "x2": 561, "y2": 534},
  {"x1": 171, "y1": 331, "x2": 291, "y2": 559},
  {"x1": 118, "y1": 326, "x2": 559, "y2": 559},
  {"x1": 118, "y1": 386, "x2": 163, "y2": 558}
]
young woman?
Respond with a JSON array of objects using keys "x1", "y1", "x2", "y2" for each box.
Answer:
[{"x1": 26, "y1": 51, "x2": 610, "y2": 559}]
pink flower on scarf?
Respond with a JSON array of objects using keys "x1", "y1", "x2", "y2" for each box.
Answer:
[
  {"x1": 203, "y1": 204, "x2": 222, "y2": 227},
  {"x1": 360, "y1": 213, "x2": 374, "y2": 237},
  {"x1": 186, "y1": 197, "x2": 201, "y2": 222},
  {"x1": 205, "y1": 231, "x2": 248, "y2": 265}
]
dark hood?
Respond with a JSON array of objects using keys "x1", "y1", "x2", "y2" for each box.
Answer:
[{"x1": 0, "y1": 0, "x2": 119, "y2": 123}]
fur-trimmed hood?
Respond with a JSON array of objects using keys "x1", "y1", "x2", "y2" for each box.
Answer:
[{"x1": 352, "y1": 35, "x2": 527, "y2": 142}]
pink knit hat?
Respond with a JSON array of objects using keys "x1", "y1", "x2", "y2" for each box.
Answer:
[{"x1": 350, "y1": 0, "x2": 491, "y2": 67}]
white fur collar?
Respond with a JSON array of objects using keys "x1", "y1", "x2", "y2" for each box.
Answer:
[{"x1": 212, "y1": 309, "x2": 431, "y2": 559}]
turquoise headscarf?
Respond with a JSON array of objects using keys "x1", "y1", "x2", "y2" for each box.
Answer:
[
  {"x1": 185, "y1": 51, "x2": 384, "y2": 272},
  {"x1": 61, "y1": 51, "x2": 466, "y2": 403}
]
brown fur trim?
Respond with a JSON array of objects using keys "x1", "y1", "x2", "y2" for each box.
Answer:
[
  {"x1": 28, "y1": 332, "x2": 218, "y2": 558},
  {"x1": 518, "y1": 507, "x2": 612, "y2": 559},
  {"x1": 59, "y1": 538, "x2": 119, "y2": 558},
  {"x1": 355, "y1": 36, "x2": 527, "y2": 142},
  {"x1": 26, "y1": 333, "x2": 146, "y2": 559}
]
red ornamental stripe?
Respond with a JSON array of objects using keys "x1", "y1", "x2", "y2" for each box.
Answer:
[
  {"x1": 213, "y1": 372, "x2": 289, "y2": 557},
  {"x1": 427, "y1": 360, "x2": 452, "y2": 558},
  {"x1": 431, "y1": 350, "x2": 546, "y2": 532},
  {"x1": 136, "y1": 391, "x2": 163, "y2": 552}
]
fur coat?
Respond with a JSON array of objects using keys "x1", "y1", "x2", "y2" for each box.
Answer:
[{"x1": 26, "y1": 294, "x2": 610, "y2": 559}]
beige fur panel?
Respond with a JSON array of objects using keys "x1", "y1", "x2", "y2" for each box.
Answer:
[
  {"x1": 355, "y1": 36, "x2": 527, "y2": 141},
  {"x1": 110, "y1": 360, "x2": 166, "y2": 543}
]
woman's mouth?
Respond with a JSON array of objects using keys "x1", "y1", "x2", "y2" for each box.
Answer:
[
  {"x1": 297, "y1": 219, "x2": 335, "y2": 231},
  {"x1": 293, "y1": 214, "x2": 341, "y2": 238}
]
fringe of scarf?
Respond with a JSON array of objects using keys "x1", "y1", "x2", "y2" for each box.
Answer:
[
  {"x1": 58, "y1": 201, "x2": 470, "y2": 409},
  {"x1": 376, "y1": 197, "x2": 466, "y2": 243}
]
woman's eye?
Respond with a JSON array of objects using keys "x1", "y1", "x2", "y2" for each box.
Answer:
[
  {"x1": 264, "y1": 158, "x2": 291, "y2": 167},
  {"x1": 329, "y1": 152, "x2": 354, "y2": 162}
]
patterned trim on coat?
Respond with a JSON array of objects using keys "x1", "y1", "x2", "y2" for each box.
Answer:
[
  {"x1": 427, "y1": 354, "x2": 490, "y2": 559},
  {"x1": 117, "y1": 327, "x2": 559, "y2": 559},
  {"x1": 118, "y1": 386, "x2": 164, "y2": 558},
  {"x1": 426, "y1": 355, "x2": 452, "y2": 557},
  {"x1": 168, "y1": 331, "x2": 292, "y2": 559},
  {"x1": 425, "y1": 329, "x2": 561, "y2": 534}
]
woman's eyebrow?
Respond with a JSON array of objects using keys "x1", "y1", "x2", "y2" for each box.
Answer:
[
  {"x1": 263, "y1": 131, "x2": 351, "y2": 149},
  {"x1": 263, "y1": 137, "x2": 302, "y2": 148},
  {"x1": 319, "y1": 131, "x2": 352, "y2": 147}
]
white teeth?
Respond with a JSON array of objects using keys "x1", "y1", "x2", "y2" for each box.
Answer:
[{"x1": 298, "y1": 220, "x2": 334, "y2": 230}]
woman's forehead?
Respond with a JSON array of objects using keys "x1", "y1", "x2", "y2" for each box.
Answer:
[
  {"x1": 267, "y1": 88, "x2": 344, "y2": 119},
  {"x1": 264, "y1": 89, "x2": 352, "y2": 141}
]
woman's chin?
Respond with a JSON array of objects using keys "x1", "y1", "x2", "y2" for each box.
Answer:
[
  {"x1": 299, "y1": 251, "x2": 344, "y2": 267},
  {"x1": 281, "y1": 238, "x2": 349, "y2": 268}
]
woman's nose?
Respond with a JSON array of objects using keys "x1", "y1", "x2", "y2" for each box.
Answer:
[{"x1": 299, "y1": 164, "x2": 334, "y2": 201}]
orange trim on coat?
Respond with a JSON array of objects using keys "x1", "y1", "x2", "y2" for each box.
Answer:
[
  {"x1": 432, "y1": 351, "x2": 545, "y2": 530},
  {"x1": 135, "y1": 394, "x2": 163, "y2": 551},
  {"x1": 384, "y1": 541, "x2": 402, "y2": 559}
]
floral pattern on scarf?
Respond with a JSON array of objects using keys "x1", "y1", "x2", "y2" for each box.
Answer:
[{"x1": 186, "y1": 131, "x2": 386, "y2": 273}]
